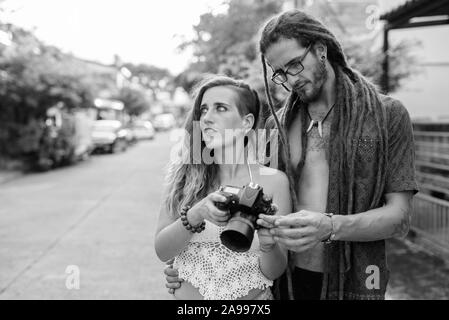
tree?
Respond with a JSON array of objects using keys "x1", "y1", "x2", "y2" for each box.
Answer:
[
  {"x1": 300, "y1": 0, "x2": 420, "y2": 93},
  {"x1": 176, "y1": 0, "x2": 284, "y2": 113},
  {"x1": 122, "y1": 63, "x2": 174, "y2": 100},
  {"x1": 173, "y1": 68, "x2": 207, "y2": 96},
  {"x1": 0, "y1": 25, "x2": 96, "y2": 116},
  {"x1": 345, "y1": 38, "x2": 420, "y2": 93},
  {"x1": 176, "y1": 0, "x2": 418, "y2": 106},
  {"x1": 179, "y1": 0, "x2": 282, "y2": 78},
  {"x1": 116, "y1": 87, "x2": 150, "y2": 117},
  {"x1": 0, "y1": 22, "x2": 109, "y2": 160}
]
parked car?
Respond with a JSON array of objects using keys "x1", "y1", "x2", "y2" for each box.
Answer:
[
  {"x1": 91, "y1": 120, "x2": 128, "y2": 153},
  {"x1": 131, "y1": 121, "x2": 155, "y2": 140},
  {"x1": 34, "y1": 107, "x2": 95, "y2": 171},
  {"x1": 153, "y1": 113, "x2": 176, "y2": 131},
  {"x1": 124, "y1": 125, "x2": 137, "y2": 145}
]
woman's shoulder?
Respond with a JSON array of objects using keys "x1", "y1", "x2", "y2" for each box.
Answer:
[{"x1": 255, "y1": 165, "x2": 289, "y2": 189}]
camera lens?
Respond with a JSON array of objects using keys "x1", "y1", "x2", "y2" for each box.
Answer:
[{"x1": 220, "y1": 214, "x2": 255, "y2": 252}]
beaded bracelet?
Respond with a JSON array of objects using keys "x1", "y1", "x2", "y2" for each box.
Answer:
[{"x1": 180, "y1": 205, "x2": 205, "y2": 233}]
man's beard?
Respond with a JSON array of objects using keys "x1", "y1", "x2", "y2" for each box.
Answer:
[{"x1": 293, "y1": 60, "x2": 327, "y2": 103}]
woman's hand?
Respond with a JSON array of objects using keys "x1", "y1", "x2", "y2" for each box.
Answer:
[
  {"x1": 257, "y1": 227, "x2": 277, "y2": 252},
  {"x1": 257, "y1": 204, "x2": 280, "y2": 252},
  {"x1": 188, "y1": 191, "x2": 230, "y2": 227}
]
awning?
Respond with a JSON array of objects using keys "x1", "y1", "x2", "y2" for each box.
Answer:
[{"x1": 380, "y1": 0, "x2": 449, "y2": 30}]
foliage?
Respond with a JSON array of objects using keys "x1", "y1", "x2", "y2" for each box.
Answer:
[
  {"x1": 0, "y1": 24, "x2": 95, "y2": 118},
  {"x1": 115, "y1": 86, "x2": 150, "y2": 117},
  {"x1": 345, "y1": 39, "x2": 420, "y2": 93},
  {"x1": 0, "y1": 22, "x2": 102, "y2": 159},
  {"x1": 122, "y1": 62, "x2": 174, "y2": 100},
  {"x1": 176, "y1": 0, "x2": 418, "y2": 107}
]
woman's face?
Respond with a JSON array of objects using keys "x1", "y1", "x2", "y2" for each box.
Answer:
[{"x1": 199, "y1": 86, "x2": 253, "y2": 150}]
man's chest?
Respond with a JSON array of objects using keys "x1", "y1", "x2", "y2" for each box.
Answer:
[{"x1": 287, "y1": 112, "x2": 332, "y2": 169}]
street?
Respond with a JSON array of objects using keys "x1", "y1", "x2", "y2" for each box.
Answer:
[
  {"x1": 1, "y1": 130, "x2": 449, "y2": 300},
  {"x1": 0, "y1": 132, "x2": 175, "y2": 299},
  {"x1": 386, "y1": 238, "x2": 449, "y2": 300}
]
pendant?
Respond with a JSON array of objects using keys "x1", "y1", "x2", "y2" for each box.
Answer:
[
  {"x1": 306, "y1": 120, "x2": 316, "y2": 133},
  {"x1": 306, "y1": 120, "x2": 324, "y2": 137},
  {"x1": 318, "y1": 121, "x2": 323, "y2": 137}
]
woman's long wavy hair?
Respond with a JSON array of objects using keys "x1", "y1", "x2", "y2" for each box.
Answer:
[{"x1": 163, "y1": 75, "x2": 261, "y2": 217}]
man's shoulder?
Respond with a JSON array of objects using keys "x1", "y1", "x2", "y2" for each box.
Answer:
[
  {"x1": 378, "y1": 94, "x2": 413, "y2": 136},
  {"x1": 378, "y1": 94, "x2": 412, "y2": 126},
  {"x1": 379, "y1": 94, "x2": 409, "y2": 117}
]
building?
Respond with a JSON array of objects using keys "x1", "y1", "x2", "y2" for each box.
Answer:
[
  {"x1": 381, "y1": 0, "x2": 449, "y2": 260},
  {"x1": 380, "y1": 0, "x2": 449, "y2": 120}
]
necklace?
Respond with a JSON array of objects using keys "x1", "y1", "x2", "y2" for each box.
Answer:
[{"x1": 306, "y1": 103, "x2": 336, "y2": 138}]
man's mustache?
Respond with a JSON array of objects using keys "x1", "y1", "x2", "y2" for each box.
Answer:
[{"x1": 292, "y1": 81, "x2": 308, "y2": 92}]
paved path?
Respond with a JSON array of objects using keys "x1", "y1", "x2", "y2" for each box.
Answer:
[
  {"x1": 0, "y1": 133, "x2": 174, "y2": 299},
  {"x1": 386, "y1": 238, "x2": 449, "y2": 299},
  {"x1": 1, "y1": 130, "x2": 448, "y2": 299}
]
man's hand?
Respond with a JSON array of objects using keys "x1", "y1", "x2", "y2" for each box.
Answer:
[
  {"x1": 164, "y1": 259, "x2": 183, "y2": 294},
  {"x1": 259, "y1": 210, "x2": 332, "y2": 253}
]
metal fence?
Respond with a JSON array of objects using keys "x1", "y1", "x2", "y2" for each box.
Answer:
[
  {"x1": 411, "y1": 125, "x2": 449, "y2": 257},
  {"x1": 411, "y1": 194, "x2": 449, "y2": 256}
]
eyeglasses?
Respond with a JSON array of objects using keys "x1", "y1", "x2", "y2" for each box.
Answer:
[{"x1": 271, "y1": 44, "x2": 312, "y2": 85}]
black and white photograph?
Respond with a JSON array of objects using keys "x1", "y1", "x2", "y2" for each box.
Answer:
[{"x1": 1, "y1": 0, "x2": 449, "y2": 304}]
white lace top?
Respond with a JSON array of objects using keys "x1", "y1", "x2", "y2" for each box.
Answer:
[{"x1": 173, "y1": 220, "x2": 273, "y2": 300}]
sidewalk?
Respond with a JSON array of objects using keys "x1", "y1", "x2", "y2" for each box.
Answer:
[
  {"x1": 1, "y1": 149, "x2": 448, "y2": 299},
  {"x1": 0, "y1": 170, "x2": 23, "y2": 185},
  {"x1": 0, "y1": 157, "x2": 25, "y2": 185},
  {"x1": 386, "y1": 238, "x2": 449, "y2": 299}
]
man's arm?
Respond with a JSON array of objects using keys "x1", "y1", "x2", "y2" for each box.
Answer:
[
  {"x1": 333, "y1": 99, "x2": 417, "y2": 241},
  {"x1": 265, "y1": 191, "x2": 413, "y2": 252},
  {"x1": 265, "y1": 98, "x2": 419, "y2": 252},
  {"x1": 328, "y1": 191, "x2": 413, "y2": 242}
]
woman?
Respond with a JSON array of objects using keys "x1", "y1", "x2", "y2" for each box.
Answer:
[{"x1": 154, "y1": 75, "x2": 291, "y2": 300}]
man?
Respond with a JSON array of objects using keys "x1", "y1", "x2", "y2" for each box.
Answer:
[{"x1": 164, "y1": 9, "x2": 418, "y2": 300}]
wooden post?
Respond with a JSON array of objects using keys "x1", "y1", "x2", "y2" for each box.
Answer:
[{"x1": 382, "y1": 27, "x2": 390, "y2": 94}]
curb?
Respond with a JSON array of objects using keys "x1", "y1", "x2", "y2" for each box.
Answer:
[{"x1": 0, "y1": 171, "x2": 23, "y2": 185}]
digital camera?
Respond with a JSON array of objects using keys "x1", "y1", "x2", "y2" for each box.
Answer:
[{"x1": 216, "y1": 183, "x2": 275, "y2": 252}]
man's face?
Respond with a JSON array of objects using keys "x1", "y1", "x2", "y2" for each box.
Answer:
[{"x1": 265, "y1": 38, "x2": 327, "y2": 103}]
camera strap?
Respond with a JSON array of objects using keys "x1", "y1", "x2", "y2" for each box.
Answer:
[{"x1": 246, "y1": 161, "x2": 254, "y2": 184}]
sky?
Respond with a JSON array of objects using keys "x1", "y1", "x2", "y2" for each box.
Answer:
[
  {"x1": 1, "y1": 0, "x2": 448, "y2": 77},
  {"x1": 1, "y1": 0, "x2": 227, "y2": 74}
]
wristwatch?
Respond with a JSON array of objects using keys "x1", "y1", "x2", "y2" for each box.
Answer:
[{"x1": 322, "y1": 212, "x2": 336, "y2": 244}]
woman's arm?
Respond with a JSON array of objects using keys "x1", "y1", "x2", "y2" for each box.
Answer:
[
  {"x1": 258, "y1": 243, "x2": 288, "y2": 280},
  {"x1": 258, "y1": 172, "x2": 291, "y2": 280},
  {"x1": 155, "y1": 191, "x2": 230, "y2": 262},
  {"x1": 154, "y1": 198, "x2": 197, "y2": 263}
]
